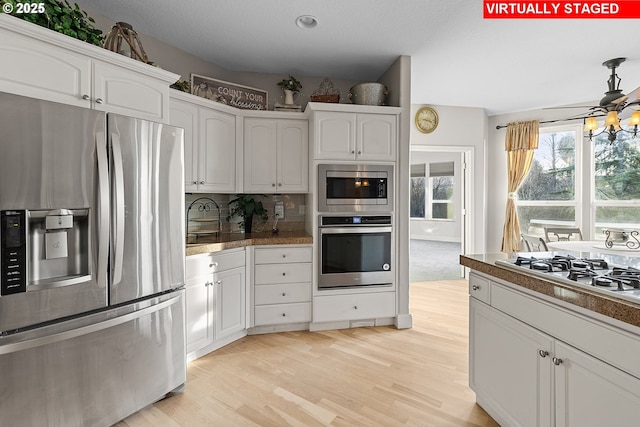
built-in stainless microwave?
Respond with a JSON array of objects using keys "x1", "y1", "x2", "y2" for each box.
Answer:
[{"x1": 318, "y1": 164, "x2": 393, "y2": 212}]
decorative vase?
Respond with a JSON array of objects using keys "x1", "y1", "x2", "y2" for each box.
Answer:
[
  {"x1": 243, "y1": 215, "x2": 253, "y2": 234},
  {"x1": 283, "y1": 89, "x2": 295, "y2": 105}
]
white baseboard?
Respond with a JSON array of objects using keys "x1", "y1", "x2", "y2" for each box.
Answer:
[{"x1": 395, "y1": 313, "x2": 413, "y2": 329}]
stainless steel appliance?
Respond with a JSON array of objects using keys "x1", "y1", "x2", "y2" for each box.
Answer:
[
  {"x1": 496, "y1": 254, "x2": 640, "y2": 304},
  {"x1": 318, "y1": 164, "x2": 393, "y2": 212},
  {"x1": 318, "y1": 214, "x2": 393, "y2": 288},
  {"x1": 0, "y1": 92, "x2": 186, "y2": 427}
]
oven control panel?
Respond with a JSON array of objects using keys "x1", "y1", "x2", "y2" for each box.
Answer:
[
  {"x1": 1, "y1": 210, "x2": 27, "y2": 295},
  {"x1": 320, "y1": 215, "x2": 392, "y2": 226}
]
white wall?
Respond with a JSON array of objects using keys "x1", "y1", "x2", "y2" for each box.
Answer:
[
  {"x1": 410, "y1": 104, "x2": 488, "y2": 254},
  {"x1": 410, "y1": 151, "x2": 462, "y2": 242}
]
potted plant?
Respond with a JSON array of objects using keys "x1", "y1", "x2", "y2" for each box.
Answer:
[
  {"x1": 277, "y1": 75, "x2": 302, "y2": 105},
  {"x1": 226, "y1": 194, "x2": 268, "y2": 234}
]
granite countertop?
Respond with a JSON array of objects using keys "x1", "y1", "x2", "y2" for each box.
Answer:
[
  {"x1": 186, "y1": 230, "x2": 312, "y2": 256},
  {"x1": 461, "y1": 253, "x2": 640, "y2": 329}
]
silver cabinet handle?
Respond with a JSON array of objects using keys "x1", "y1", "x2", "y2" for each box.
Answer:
[
  {"x1": 209, "y1": 262, "x2": 218, "y2": 268},
  {"x1": 215, "y1": 280, "x2": 222, "y2": 285},
  {"x1": 204, "y1": 281, "x2": 212, "y2": 287},
  {"x1": 95, "y1": 98, "x2": 104, "y2": 104},
  {"x1": 82, "y1": 94, "x2": 91, "y2": 100},
  {"x1": 552, "y1": 357, "x2": 563, "y2": 366},
  {"x1": 200, "y1": 181, "x2": 205, "y2": 185},
  {"x1": 538, "y1": 350, "x2": 549, "y2": 358},
  {"x1": 472, "y1": 285, "x2": 480, "y2": 291}
]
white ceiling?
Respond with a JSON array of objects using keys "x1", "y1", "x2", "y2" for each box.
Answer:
[{"x1": 75, "y1": 0, "x2": 640, "y2": 115}]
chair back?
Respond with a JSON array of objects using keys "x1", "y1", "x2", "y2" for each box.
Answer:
[
  {"x1": 521, "y1": 234, "x2": 549, "y2": 251},
  {"x1": 543, "y1": 227, "x2": 583, "y2": 242}
]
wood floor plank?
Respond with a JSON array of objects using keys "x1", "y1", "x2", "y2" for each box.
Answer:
[{"x1": 113, "y1": 280, "x2": 499, "y2": 427}]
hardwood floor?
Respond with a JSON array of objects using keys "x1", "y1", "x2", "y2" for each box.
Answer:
[{"x1": 114, "y1": 280, "x2": 499, "y2": 426}]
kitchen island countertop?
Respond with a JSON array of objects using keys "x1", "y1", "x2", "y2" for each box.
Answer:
[
  {"x1": 461, "y1": 253, "x2": 640, "y2": 329},
  {"x1": 186, "y1": 230, "x2": 312, "y2": 256}
]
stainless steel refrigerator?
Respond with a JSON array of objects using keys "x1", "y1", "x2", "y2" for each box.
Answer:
[{"x1": 0, "y1": 92, "x2": 186, "y2": 427}]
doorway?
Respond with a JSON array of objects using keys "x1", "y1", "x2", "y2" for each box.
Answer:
[{"x1": 409, "y1": 146, "x2": 472, "y2": 281}]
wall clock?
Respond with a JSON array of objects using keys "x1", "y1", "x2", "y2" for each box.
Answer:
[{"x1": 415, "y1": 106, "x2": 438, "y2": 133}]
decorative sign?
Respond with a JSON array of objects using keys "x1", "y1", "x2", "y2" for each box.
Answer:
[{"x1": 190, "y1": 74, "x2": 268, "y2": 110}]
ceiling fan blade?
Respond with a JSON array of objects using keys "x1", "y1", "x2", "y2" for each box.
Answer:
[{"x1": 621, "y1": 86, "x2": 640, "y2": 104}]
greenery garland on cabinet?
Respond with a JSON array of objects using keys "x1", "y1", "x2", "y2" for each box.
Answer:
[{"x1": 2, "y1": 0, "x2": 104, "y2": 46}]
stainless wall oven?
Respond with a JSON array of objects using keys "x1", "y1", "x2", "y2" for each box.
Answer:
[
  {"x1": 318, "y1": 164, "x2": 393, "y2": 212},
  {"x1": 318, "y1": 215, "x2": 393, "y2": 289}
]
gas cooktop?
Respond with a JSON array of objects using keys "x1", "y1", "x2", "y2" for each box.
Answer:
[{"x1": 496, "y1": 254, "x2": 640, "y2": 304}]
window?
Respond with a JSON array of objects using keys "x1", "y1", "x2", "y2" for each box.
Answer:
[
  {"x1": 592, "y1": 130, "x2": 640, "y2": 239},
  {"x1": 516, "y1": 127, "x2": 579, "y2": 236},
  {"x1": 410, "y1": 162, "x2": 455, "y2": 220}
]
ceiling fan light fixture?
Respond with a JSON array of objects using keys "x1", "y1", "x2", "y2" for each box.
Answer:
[
  {"x1": 629, "y1": 111, "x2": 640, "y2": 126},
  {"x1": 605, "y1": 111, "x2": 621, "y2": 130},
  {"x1": 296, "y1": 15, "x2": 318, "y2": 29},
  {"x1": 584, "y1": 117, "x2": 599, "y2": 131}
]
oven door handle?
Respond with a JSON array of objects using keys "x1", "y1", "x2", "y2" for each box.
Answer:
[{"x1": 319, "y1": 226, "x2": 392, "y2": 234}]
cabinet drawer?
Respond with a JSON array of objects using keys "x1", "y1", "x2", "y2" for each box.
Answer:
[
  {"x1": 254, "y1": 302, "x2": 311, "y2": 326},
  {"x1": 255, "y1": 283, "x2": 312, "y2": 305},
  {"x1": 313, "y1": 292, "x2": 396, "y2": 323},
  {"x1": 254, "y1": 246, "x2": 312, "y2": 264},
  {"x1": 254, "y1": 263, "x2": 312, "y2": 284},
  {"x1": 469, "y1": 273, "x2": 491, "y2": 304},
  {"x1": 186, "y1": 249, "x2": 245, "y2": 279}
]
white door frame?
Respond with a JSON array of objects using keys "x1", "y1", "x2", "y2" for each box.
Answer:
[{"x1": 410, "y1": 145, "x2": 475, "y2": 278}]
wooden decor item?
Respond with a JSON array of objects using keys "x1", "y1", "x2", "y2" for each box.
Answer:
[{"x1": 103, "y1": 22, "x2": 149, "y2": 63}]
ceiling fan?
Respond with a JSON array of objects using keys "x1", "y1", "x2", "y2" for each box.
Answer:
[{"x1": 497, "y1": 58, "x2": 640, "y2": 142}]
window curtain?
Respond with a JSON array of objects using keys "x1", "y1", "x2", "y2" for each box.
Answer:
[{"x1": 501, "y1": 120, "x2": 539, "y2": 253}]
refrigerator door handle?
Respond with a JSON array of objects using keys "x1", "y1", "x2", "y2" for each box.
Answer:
[
  {"x1": 96, "y1": 132, "x2": 109, "y2": 290},
  {"x1": 111, "y1": 132, "x2": 125, "y2": 285}
]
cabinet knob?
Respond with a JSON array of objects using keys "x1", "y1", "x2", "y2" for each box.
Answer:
[
  {"x1": 282, "y1": 292, "x2": 286, "y2": 296},
  {"x1": 204, "y1": 281, "x2": 212, "y2": 287},
  {"x1": 216, "y1": 280, "x2": 222, "y2": 285},
  {"x1": 272, "y1": 183, "x2": 276, "y2": 187},
  {"x1": 472, "y1": 285, "x2": 480, "y2": 291},
  {"x1": 82, "y1": 94, "x2": 90, "y2": 101},
  {"x1": 278, "y1": 183, "x2": 282, "y2": 187},
  {"x1": 192, "y1": 181, "x2": 198, "y2": 185},
  {"x1": 354, "y1": 305, "x2": 358, "y2": 310},
  {"x1": 357, "y1": 150, "x2": 362, "y2": 155},
  {"x1": 351, "y1": 150, "x2": 355, "y2": 154},
  {"x1": 200, "y1": 181, "x2": 205, "y2": 185},
  {"x1": 552, "y1": 357, "x2": 563, "y2": 366},
  {"x1": 95, "y1": 98, "x2": 104, "y2": 104},
  {"x1": 282, "y1": 254, "x2": 286, "y2": 258},
  {"x1": 282, "y1": 313, "x2": 286, "y2": 317},
  {"x1": 282, "y1": 272, "x2": 286, "y2": 276},
  {"x1": 209, "y1": 262, "x2": 218, "y2": 268},
  {"x1": 538, "y1": 350, "x2": 549, "y2": 358}
]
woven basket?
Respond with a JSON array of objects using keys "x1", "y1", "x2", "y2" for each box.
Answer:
[{"x1": 310, "y1": 94, "x2": 340, "y2": 103}]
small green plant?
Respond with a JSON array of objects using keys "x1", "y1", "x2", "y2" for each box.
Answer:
[
  {"x1": 2, "y1": 0, "x2": 104, "y2": 46},
  {"x1": 171, "y1": 79, "x2": 191, "y2": 92},
  {"x1": 277, "y1": 75, "x2": 302, "y2": 93},
  {"x1": 227, "y1": 194, "x2": 268, "y2": 233}
]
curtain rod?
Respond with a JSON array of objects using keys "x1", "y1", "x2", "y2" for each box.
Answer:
[{"x1": 495, "y1": 113, "x2": 605, "y2": 130}]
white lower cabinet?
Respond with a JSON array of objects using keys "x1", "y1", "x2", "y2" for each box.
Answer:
[
  {"x1": 185, "y1": 249, "x2": 246, "y2": 360},
  {"x1": 252, "y1": 245, "x2": 312, "y2": 328},
  {"x1": 469, "y1": 272, "x2": 640, "y2": 427},
  {"x1": 313, "y1": 292, "x2": 396, "y2": 323}
]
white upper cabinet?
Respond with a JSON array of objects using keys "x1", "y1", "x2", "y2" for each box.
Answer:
[
  {"x1": 0, "y1": 15, "x2": 178, "y2": 122},
  {"x1": 243, "y1": 117, "x2": 308, "y2": 193},
  {"x1": 170, "y1": 92, "x2": 238, "y2": 193},
  {"x1": 312, "y1": 109, "x2": 397, "y2": 161}
]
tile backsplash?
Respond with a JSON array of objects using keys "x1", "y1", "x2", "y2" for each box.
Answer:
[{"x1": 185, "y1": 193, "x2": 307, "y2": 234}]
